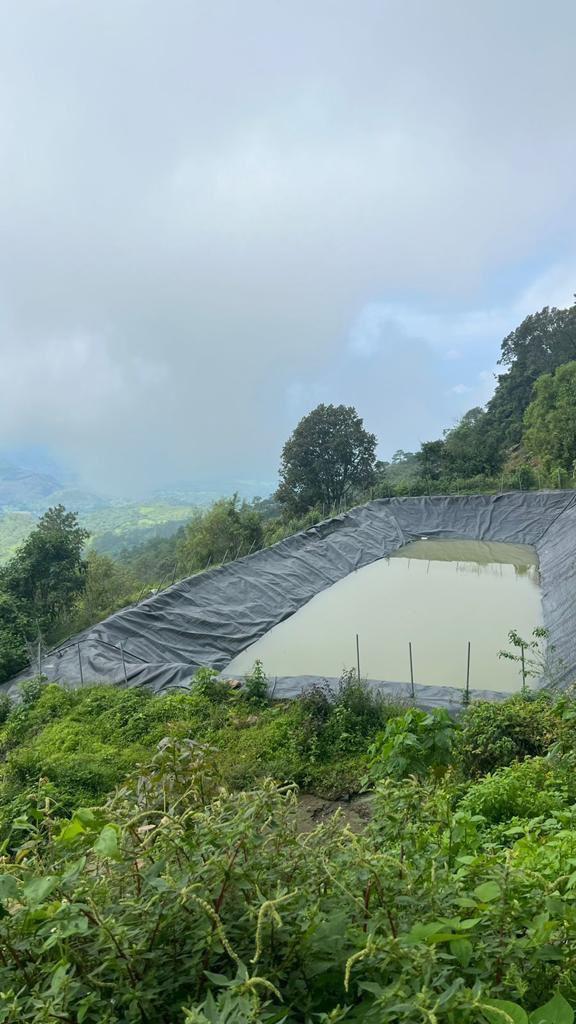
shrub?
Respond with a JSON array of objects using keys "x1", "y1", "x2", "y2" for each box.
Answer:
[
  {"x1": 458, "y1": 756, "x2": 575, "y2": 824},
  {"x1": 18, "y1": 675, "x2": 48, "y2": 706},
  {"x1": 455, "y1": 694, "x2": 563, "y2": 777},
  {"x1": 294, "y1": 674, "x2": 404, "y2": 762},
  {"x1": 0, "y1": 692, "x2": 12, "y2": 725},
  {"x1": 1, "y1": 743, "x2": 576, "y2": 1021},
  {"x1": 242, "y1": 658, "x2": 269, "y2": 705},
  {"x1": 366, "y1": 707, "x2": 457, "y2": 781},
  {"x1": 191, "y1": 666, "x2": 231, "y2": 704}
]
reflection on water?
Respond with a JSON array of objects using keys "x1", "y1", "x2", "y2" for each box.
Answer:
[{"x1": 226, "y1": 540, "x2": 543, "y2": 693}]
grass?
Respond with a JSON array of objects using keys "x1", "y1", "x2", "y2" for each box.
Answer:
[{"x1": 0, "y1": 672, "x2": 404, "y2": 837}]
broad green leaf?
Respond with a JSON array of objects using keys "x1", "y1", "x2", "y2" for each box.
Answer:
[
  {"x1": 75, "y1": 807, "x2": 97, "y2": 827},
  {"x1": 0, "y1": 875, "x2": 18, "y2": 900},
  {"x1": 529, "y1": 992, "x2": 574, "y2": 1024},
  {"x1": 93, "y1": 825, "x2": 120, "y2": 860},
  {"x1": 23, "y1": 875, "x2": 59, "y2": 907},
  {"x1": 50, "y1": 962, "x2": 69, "y2": 995},
  {"x1": 481, "y1": 998, "x2": 529, "y2": 1024},
  {"x1": 56, "y1": 817, "x2": 86, "y2": 843},
  {"x1": 450, "y1": 937, "x2": 473, "y2": 967},
  {"x1": 474, "y1": 881, "x2": 501, "y2": 903}
]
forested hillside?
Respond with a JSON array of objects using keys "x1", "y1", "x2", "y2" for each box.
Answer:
[
  {"x1": 3, "y1": 300, "x2": 576, "y2": 1020},
  {"x1": 403, "y1": 300, "x2": 576, "y2": 490}
]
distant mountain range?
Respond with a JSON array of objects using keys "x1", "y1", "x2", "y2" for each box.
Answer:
[
  {"x1": 0, "y1": 458, "x2": 104, "y2": 512},
  {"x1": 0, "y1": 454, "x2": 275, "y2": 564}
]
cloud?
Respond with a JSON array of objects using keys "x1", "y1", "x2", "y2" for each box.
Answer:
[{"x1": 0, "y1": 1, "x2": 575, "y2": 492}]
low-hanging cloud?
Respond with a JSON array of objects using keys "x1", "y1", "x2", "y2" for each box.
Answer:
[{"x1": 0, "y1": 0, "x2": 575, "y2": 494}]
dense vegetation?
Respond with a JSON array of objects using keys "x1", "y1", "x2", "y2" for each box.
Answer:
[
  {"x1": 2, "y1": 676, "x2": 576, "y2": 1020},
  {"x1": 380, "y1": 300, "x2": 576, "y2": 494},
  {"x1": 0, "y1": 507, "x2": 90, "y2": 682},
  {"x1": 4, "y1": 298, "x2": 576, "y2": 1018},
  {"x1": 1, "y1": 298, "x2": 576, "y2": 683}
]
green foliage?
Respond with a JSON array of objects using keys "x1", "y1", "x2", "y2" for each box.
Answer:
[
  {"x1": 177, "y1": 494, "x2": 263, "y2": 572},
  {"x1": 455, "y1": 695, "x2": 563, "y2": 778},
  {"x1": 524, "y1": 361, "x2": 576, "y2": 473},
  {"x1": 0, "y1": 676, "x2": 401, "y2": 834},
  {"x1": 85, "y1": 502, "x2": 195, "y2": 558},
  {"x1": 2, "y1": 742, "x2": 576, "y2": 1021},
  {"x1": 458, "y1": 757, "x2": 576, "y2": 824},
  {"x1": 0, "y1": 589, "x2": 29, "y2": 683},
  {"x1": 293, "y1": 674, "x2": 404, "y2": 771},
  {"x1": 262, "y1": 504, "x2": 324, "y2": 546},
  {"x1": 242, "y1": 659, "x2": 269, "y2": 705},
  {"x1": 0, "y1": 692, "x2": 12, "y2": 724},
  {"x1": 366, "y1": 707, "x2": 457, "y2": 781},
  {"x1": 276, "y1": 403, "x2": 377, "y2": 513},
  {"x1": 409, "y1": 300, "x2": 576, "y2": 487},
  {"x1": 19, "y1": 675, "x2": 48, "y2": 706},
  {"x1": 0, "y1": 505, "x2": 88, "y2": 636},
  {"x1": 192, "y1": 666, "x2": 231, "y2": 704},
  {"x1": 63, "y1": 550, "x2": 139, "y2": 635},
  {"x1": 499, "y1": 628, "x2": 553, "y2": 693}
]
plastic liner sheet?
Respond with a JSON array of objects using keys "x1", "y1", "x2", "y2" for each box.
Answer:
[{"x1": 3, "y1": 491, "x2": 576, "y2": 707}]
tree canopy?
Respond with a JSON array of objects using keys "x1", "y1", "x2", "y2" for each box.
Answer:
[
  {"x1": 276, "y1": 403, "x2": 377, "y2": 514},
  {"x1": 523, "y1": 360, "x2": 576, "y2": 472},
  {"x1": 177, "y1": 494, "x2": 263, "y2": 571},
  {"x1": 0, "y1": 506, "x2": 89, "y2": 682}
]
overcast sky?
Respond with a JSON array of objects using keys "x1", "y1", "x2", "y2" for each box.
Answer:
[{"x1": 0, "y1": 1, "x2": 575, "y2": 495}]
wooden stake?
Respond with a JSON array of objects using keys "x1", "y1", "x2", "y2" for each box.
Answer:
[{"x1": 120, "y1": 641, "x2": 128, "y2": 686}]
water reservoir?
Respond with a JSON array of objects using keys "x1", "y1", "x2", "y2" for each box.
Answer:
[{"x1": 226, "y1": 539, "x2": 543, "y2": 693}]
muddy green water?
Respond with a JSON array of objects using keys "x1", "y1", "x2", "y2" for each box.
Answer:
[{"x1": 226, "y1": 540, "x2": 543, "y2": 693}]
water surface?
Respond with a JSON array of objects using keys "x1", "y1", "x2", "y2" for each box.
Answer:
[{"x1": 226, "y1": 540, "x2": 543, "y2": 693}]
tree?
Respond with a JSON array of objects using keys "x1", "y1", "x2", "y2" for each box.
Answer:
[
  {"x1": 1, "y1": 505, "x2": 89, "y2": 638},
  {"x1": 412, "y1": 300, "x2": 576, "y2": 481},
  {"x1": 485, "y1": 301, "x2": 576, "y2": 460},
  {"x1": 417, "y1": 439, "x2": 447, "y2": 482},
  {"x1": 523, "y1": 360, "x2": 576, "y2": 472},
  {"x1": 442, "y1": 407, "x2": 490, "y2": 477},
  {"x1": 66, "y1": 551, "x2": 138, "y2": 634},
  {"x1": 276, "y1": 404, "x2": 377, "y2": 513},
  {"x1": 177, "y1": 495, "x2": 263, "y2": 571},
  {"x1": 0, "y1": 590, "x2": 29, "y2": 684}
]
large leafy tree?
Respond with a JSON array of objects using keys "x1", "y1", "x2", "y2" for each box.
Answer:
[
  {"x1": 484, "y1": 301, "x2": 576, "y2": 461},
  {"x1": 523, "y1": 361, "x2": 576, "y2": 472},
  {"x1": 1, "y1": 505, "x2": 89, "y2": 637},
  {"x1": 276, "y1": 404, "x2": 377, "y2": 513}
]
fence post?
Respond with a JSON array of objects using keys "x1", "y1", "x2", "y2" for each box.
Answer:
[
  {"x1": 120, "y1": 641, "x2": 128, "y2": 686},
  {"x1": 521, "y1": 646, "x2": 526, "y2": 694},
  {"x1": 409, "y1": 641, "x2": 415, "y2": 699},
  {"x1": 77, "y1": 643, "x2": 84, "y2": 686},
  {"x1": 463, "y1": 641, "x2": 471, "y2": 704},
  {"x1": 356, "y1": 633, "x2": 361, "y2": 681}
]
